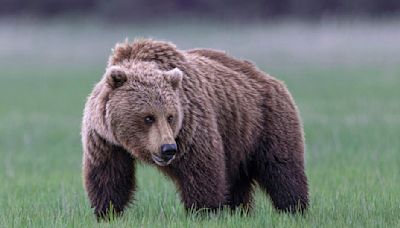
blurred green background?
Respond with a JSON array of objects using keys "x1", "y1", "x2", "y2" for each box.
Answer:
[{"x1": 0, "y1": 1, "x2": 399, "y2": 227}]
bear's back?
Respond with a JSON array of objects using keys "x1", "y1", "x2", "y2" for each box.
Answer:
[{"x1": 187, "y1": 49, "x2": 258, "y2": 77}]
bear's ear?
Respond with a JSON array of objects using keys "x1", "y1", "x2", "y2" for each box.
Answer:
[
  {"x1": 105, "y1": 66, "x2": 127, "y2": 89},
  {"x1": 165, "y1": 68, "x2": 183, "y2": 90}
]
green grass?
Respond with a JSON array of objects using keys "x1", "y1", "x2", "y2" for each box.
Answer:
[{"x1": 0, "y1": 22, "x2": 399, "y2": 227}]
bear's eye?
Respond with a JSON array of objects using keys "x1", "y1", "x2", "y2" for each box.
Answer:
[
  {"x1": 167, "y1": 115, "x2": 174, "y2": 124},
  {"x1": 144, "y1": 115, "x2": 155, "y2": 125}
]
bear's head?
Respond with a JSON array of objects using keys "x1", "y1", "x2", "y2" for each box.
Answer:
[{"x1": 103, "y1": 62, "x2": 184, "y2": 166}]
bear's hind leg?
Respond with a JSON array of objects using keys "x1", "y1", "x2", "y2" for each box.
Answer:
[
  {"x1": 255, "y1": 159, "x2": 308, "y2": 213},
  {"x1": 255, "y1": 86, "x2": 309, "y2": 213}
]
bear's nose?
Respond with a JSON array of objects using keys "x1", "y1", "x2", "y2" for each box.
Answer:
[{"x1": 160, "y1": 144, "x2": 177, "y2": 160}]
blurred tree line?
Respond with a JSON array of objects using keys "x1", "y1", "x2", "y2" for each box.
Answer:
[{"x1": 1, "y1": 0, "x2": 399, "y2": 20}]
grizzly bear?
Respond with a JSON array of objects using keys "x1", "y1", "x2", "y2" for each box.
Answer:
[{"x1": 81, "y1": 39, "x2": 308, "y2": 219}]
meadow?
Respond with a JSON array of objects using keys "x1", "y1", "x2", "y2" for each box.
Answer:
[{"x1": 0, "y1": 19, "x2": 399, "y2": 227}]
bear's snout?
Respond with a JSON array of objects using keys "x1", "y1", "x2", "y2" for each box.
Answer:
[
  {"x1": 160, "y1": 144, "x2": 177, "y2": 161},
  {"x1": 151, "y1": 143, "x2": 177, "y2": 166}
]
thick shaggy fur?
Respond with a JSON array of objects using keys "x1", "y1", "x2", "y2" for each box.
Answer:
[{"x1": 82, "y1": 39, "x2": 309, "y2": 219}]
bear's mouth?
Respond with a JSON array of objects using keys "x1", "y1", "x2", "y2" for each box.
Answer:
[{"x1": 151, "y1": 154, "x2": 175, "y2": 166}]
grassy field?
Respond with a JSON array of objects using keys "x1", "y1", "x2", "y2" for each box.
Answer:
[{"x1": 0, "y1": 20, "x2": 399, "y2": 227}]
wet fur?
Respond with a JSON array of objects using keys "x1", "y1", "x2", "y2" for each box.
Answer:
[{"x1": 82, "y1": 39, "x2": 309, "y2": 219}]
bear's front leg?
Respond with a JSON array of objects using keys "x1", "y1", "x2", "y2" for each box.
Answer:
[
  {"x1": 168, "y1": 134, "x2": 227, "y2": 212},
  {"x1": 82, "y1": 130, "x2": 136, "y2": 219},
  {"x1": 174, "y1": 159, "x2": 227, "y2": 212}
]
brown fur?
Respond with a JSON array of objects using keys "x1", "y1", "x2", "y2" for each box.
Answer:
[{"x1": 81, "y1": 39, "x2": 309, "y2": 219}]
